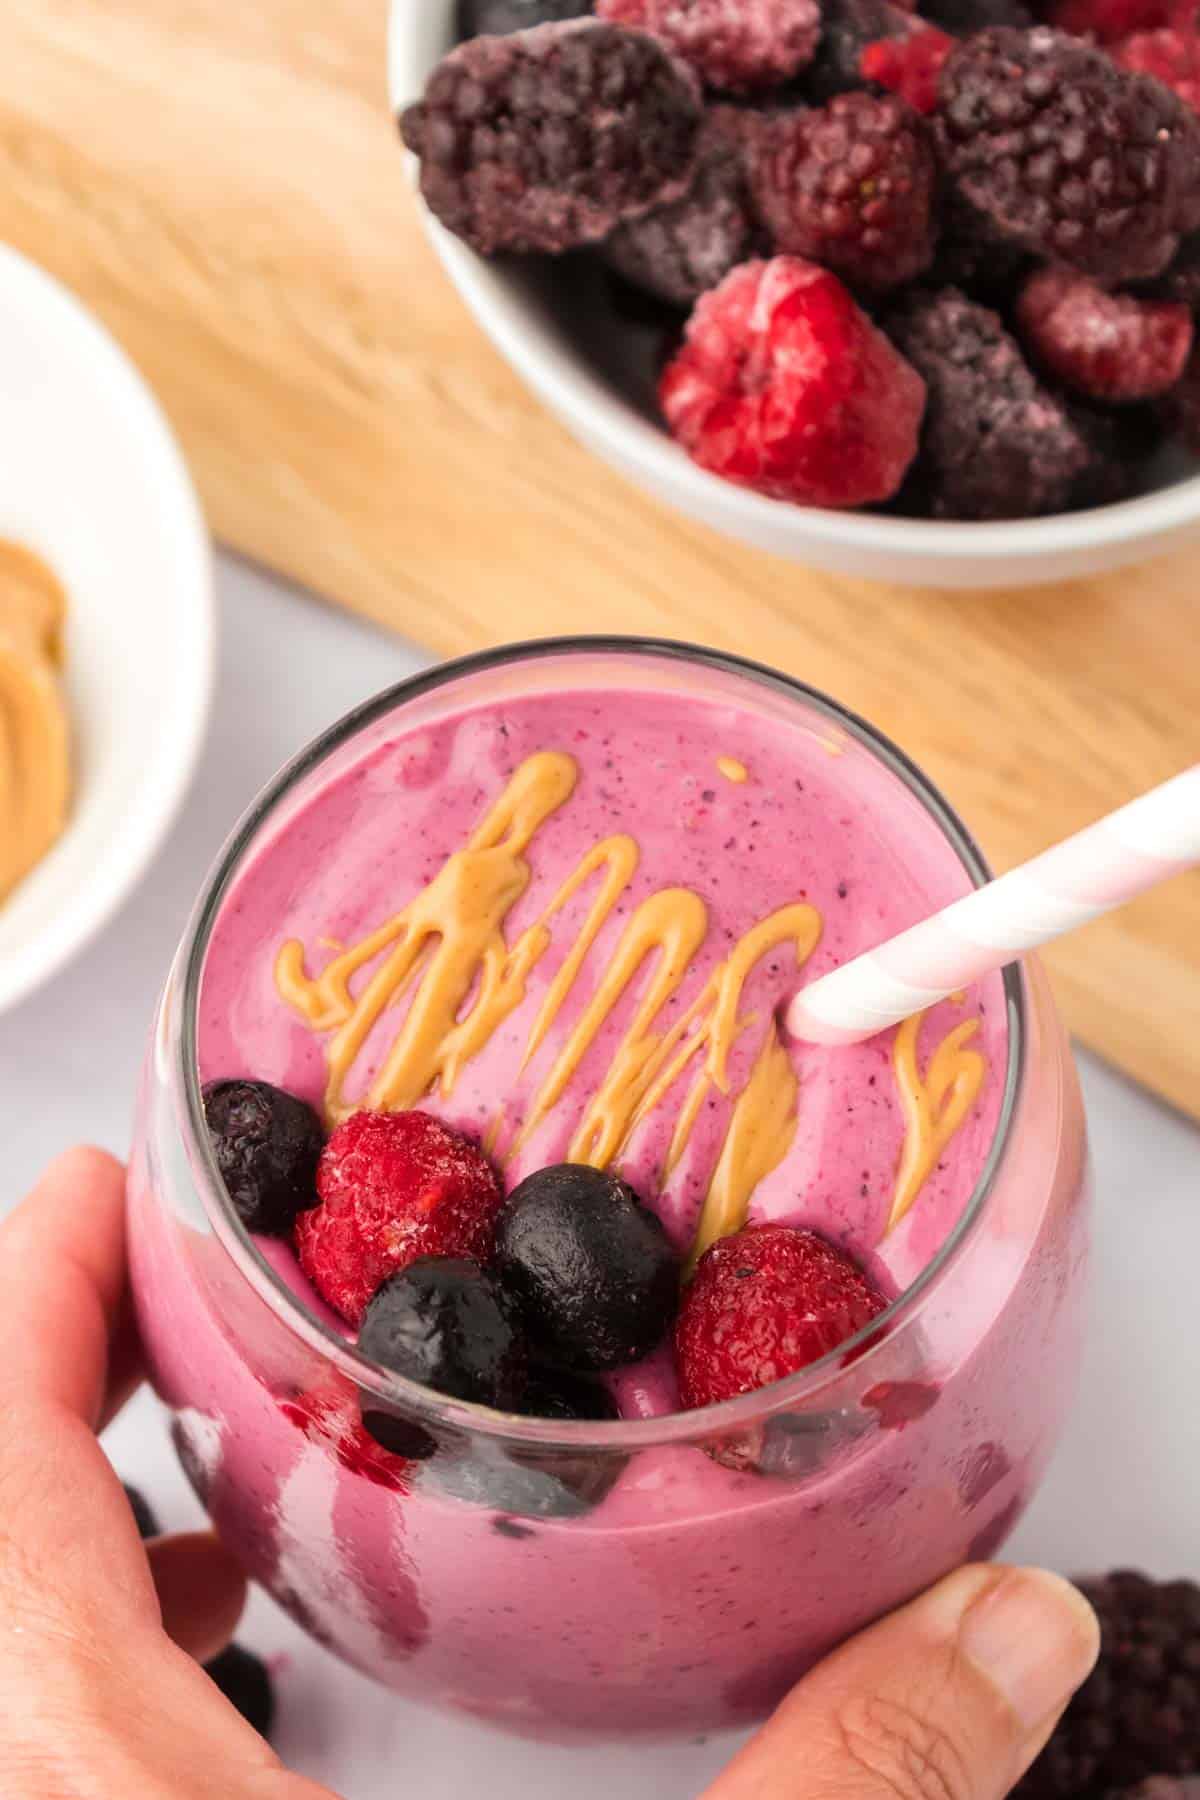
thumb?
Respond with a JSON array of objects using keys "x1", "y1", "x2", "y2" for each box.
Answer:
[{"x1": 705, "y1": 1565, "x2": 1100, "y2": 1800}]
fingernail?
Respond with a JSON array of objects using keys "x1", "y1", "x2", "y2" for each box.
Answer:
[{"x1": 959, "y1": 1568, "x2": 1100, "y2": 1733}]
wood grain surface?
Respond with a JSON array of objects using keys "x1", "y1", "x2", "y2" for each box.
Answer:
[{"x1": 1, "y1": 0, "x2": 1197, "y2": 1115}]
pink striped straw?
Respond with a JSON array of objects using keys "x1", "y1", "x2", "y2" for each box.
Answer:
[{"x1": 786, "y1": 764, "x2": 1200, "y2": 1047}]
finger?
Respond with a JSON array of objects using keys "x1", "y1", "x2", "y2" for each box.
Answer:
[
  {"x1": 0, "y1": 1146, "x2": 131, "y2": 1424},
  {"x1": 703, "y1": 1565, "x2": 1100, "y2": 1800},
  {"x1": 146, "y1": 1533, "x2": 248, "y2": 1665}
]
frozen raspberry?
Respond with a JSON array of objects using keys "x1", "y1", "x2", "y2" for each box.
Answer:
[
  {"x1": 400, "y1": 20, "x2": 702, "y2": 256},
  {"x1": 919, "y1": 0, "x2": 1032, "y2": 29},
  {"x1": 1049, "y1": 0, "x2": 1172, "y2": 40},
  {"x1": 1015, "y1": 1573, "x2": 1200, "y2": 1796},
  {"x1": 458, "y1": 0, "x2": 592, "y2": 37},
  {"x1": 595, "y1": 0, "x2": 820, "y2": 93},
  {"x1": 746, "y1": 94, "x2": 938, "y2": 290},
  {"x1": 1016, "y1": 265, "x2": 1193, "y2": 400},
  {"x1": 676, "y1": 1223, "x2": 888, "y2": 1408},
  {"x1": 295, "y1": 1110, "x2": 503, "y2": 1326},
  {"x1": 935, "y1": 28, "x2": 1200, "y2": 284},
  {"x1": 807, "y1": 0, "x2": 921, "y2": 100},
  {"x1": 661, "y1": 257, "x2": 926, "y2": 505},
  {"x1": 860, "y1": 28, "x2": 954, "y2": 114},
  {"x1": 1115, "y1": 26, "x2": 1200, "y2": 114},
  {"x1": 603, "y1": 109, "x2": 762, "y2": 303},
  {"x1": 888, "y1": 286, "x2": 1129, "y2": 518}
]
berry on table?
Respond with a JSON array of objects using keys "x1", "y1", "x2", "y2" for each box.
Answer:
[
  {"x1": 935, "y1": 27, "x2": 1200, "y2": 285},
  {"x1": 660, "y1": 257, "x2": 926, "y2": 507},
  {"x1": 594, "y1": 0, "x2": 821, "y2": 94},
  {"x1": 496, "y1": 1164, "x2": 680, "y2": 1372},
  {"x1": 860, "y1": 28, "x2": 954, "y2": 115},
  {"x1": 204, "y1": 1646, "x2": 276, "y2": 1741},
  {"x1": 603, "y1": 107, "x2": 762, "y2": 305},
  {"x1": 458, "y1": 0, "x2": 593, "y2": 37},
  {"x1": 745, "y1": 93, "x2": 938, "y2": 289},
  {"x1": 1014, "y1": 1573, "x2": 1200, "y2": 1796},
  {"x1": 675, "y1": 1222, "x2": 888, "y2": 1409},
  {"x1": 1016, "y1": 266, "x2": 1193, "y2": 402},
  {"x1": 888, "y1": 286, "x2": 1133, "y2": 519},
  {"x1": 202, "y1": 1079, "x2": 324, "y2": 1237},
  {"x1": 400, "y1": 20, "x2": 703, "y2": 256},
  {"x1": 358, "y1": 1258, "x2": 529, "y2": 1411},
  {"x1": 296, "y1": 1109, "x2": 503, "y2": 1326}
]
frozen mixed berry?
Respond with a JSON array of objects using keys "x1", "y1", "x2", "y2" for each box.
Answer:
[
  {"x1": 1014, "y1": 1572, "x2": 1200, "y2": 1796},
  {"x1": 918, "y1": 0, "x2": 1032, "y2": 31},
  {"x1": 1016, "y1": 266, "x2": 1193, "y2": 401},
  {"x1": 358, "y1": 1258, "x2": 529, "y2": 1410},
  {"x1": 595, "y1": 0, "x2": 821, "y2": 93},
  {"x1": 496, "y1": 1164, "x2": 679, "y2": 1371},
  {"x1": 296, "y1": 1109, "x2": 502, "y2": 1326},
  {"x1": 400, "y1": 20, "x2": 702, "y2": 256},
  {"x1": 123, "y1": 1484, "x2": 160, "y2": 1541},
  {"x1": 1049, "y1": 0, "x2": 1173, "y2": 41},
  {"x1": 520, "y1": 1367, "x2": 621, "y2": 1419},
  {"x1": 458, "y1": 0, "x2": 592, "y2": 37},
  {"x1": 661, "y1": 257, "x2": 926, "y2": 507},
  {"x1": 205, "y1": 1646, "x2": 276, "y2": 1741},
  {"x1": 202, "y1": 1080, "x2": 324, "y2": 1237},
  {"x1": 889, "y1": 286, "x2": 1133, "y2": 518},
  {"x1": 1115, "y1": 26, "x2": 1200, "y2": 115},
  {"x1": 860, "y1": 28, "x2": 954, "y2": 115},
  {"x1": 806, "y1": 0, "x2": 921, "y2": 101},
  {"x1": 603, "y1": 108, "x2": 762, "y2": 304},
  {"x1": 676, "y1": 1223, "x2": 888, "y2": 1409},
  {"x1": 935, "y1": 27, "x2": 1200, "y2": 285},
  {"x1": 745, "y1": 94, "x2": 938, "y2": 289}
]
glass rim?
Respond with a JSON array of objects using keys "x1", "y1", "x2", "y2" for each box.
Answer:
[{"x1": 174, "y1": 635, "x2": 1027, "y2": 1451}]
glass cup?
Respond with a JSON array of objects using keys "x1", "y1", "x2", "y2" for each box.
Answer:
[{"x1": 128, "y1": 639, "x2": 1090, "y2": 1743}]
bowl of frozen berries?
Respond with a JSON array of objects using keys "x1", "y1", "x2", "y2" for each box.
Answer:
[{"x1": 389, "y1": 0, "x2": 1200, "y2": 587}]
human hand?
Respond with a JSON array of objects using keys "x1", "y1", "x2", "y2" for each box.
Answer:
[{"x1": 0, "y1": 1148, "x2": 1098, "y2": 1800}]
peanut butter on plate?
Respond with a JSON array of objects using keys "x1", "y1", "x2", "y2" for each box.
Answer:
[{"x1": 0, "y1": 542, "x2": 71, "y2": 904}]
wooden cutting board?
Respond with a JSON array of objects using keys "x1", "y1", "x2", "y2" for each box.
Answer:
[{"x1": 1, "y1": 0, "x2": 1198, "y2": 1116}]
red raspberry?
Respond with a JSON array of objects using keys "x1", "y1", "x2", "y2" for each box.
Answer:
[
  {"x1": 296, "y1": 1111, "x2": 502, "y2": 1326},
  {"x1": 1016, "y1": 266, "x2": 1193, "y2": 401},
  {"x1": 660, "y1": 257, "x2": 926, "y2": 506},
  {"x1": 861, "y1": 28, "x2": 955, "y2": 115},
  {"x1": 1114, "y1": 25, "x2": 1200, "y2": 112},
  {"x1": 745, "y1": 95, "x2": 938, "y2": 292},
  {"x1": 1049, "y1": 0, "x2": 1173, "y2": 40},
  {"x1": 594, "y1": 0, "x2": 820, "y2": 94},
  {"x1": 675, "y1": 1222, "x2": 888, "y2": 1409}
]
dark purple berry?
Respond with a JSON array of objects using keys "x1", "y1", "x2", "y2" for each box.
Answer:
[
  {"x1": 401, "y1": 20, "x2": 703, "y2": 256},
  {"x1": 204, "y1": 1645, "x2": 276, "y2": 1740},
  {"x1": 358, "y1": 1258, "x2": 529, "y2": 1411},
  {"x1": 458, "y1": 0, "x2": 592, "y2": 37},
  {"x1": 202, "y1": 1080, "x2": 324, "y2": 1237},
  {"x1": 496, "y1": 1165, "x2": 680, "y2": 1372}
]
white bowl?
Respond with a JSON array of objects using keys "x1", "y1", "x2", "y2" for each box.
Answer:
[
  {"x1": 0, "y1": 248, "x2": 214, "y2": 1013},
  {"x1": 389, "y1": 0, "x2": 1200, "y2": 589}
]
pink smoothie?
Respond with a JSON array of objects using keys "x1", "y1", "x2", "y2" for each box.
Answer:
[{"x1": 129, "y1": 664, "x2": 1089, "y2": 1740}]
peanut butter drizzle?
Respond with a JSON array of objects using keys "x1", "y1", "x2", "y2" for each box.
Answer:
[
  {"x1": 685, "y1": 1024, "x2": 799, "y2": 1276},
  {"x1": 716, "y1": 756, "x2": 748, "y2": 784},
  {"x1": 0, "y1": 543, "x2": 71, "y2": 904},
  {"x1": 277, "y1": 753, "x2": 821, "y2": 1235},
  {"x1": 889, "y1": 1011, "x2": 987, "y2": 1233}
]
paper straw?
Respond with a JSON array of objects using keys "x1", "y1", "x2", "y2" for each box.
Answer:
[{"x1": 786, "y1": 764, "x2": 1200, "y2": 1047}]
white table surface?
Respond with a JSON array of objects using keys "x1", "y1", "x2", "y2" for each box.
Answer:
[{"x1": 2, "y1": 554, "x2": 1197, "y2": 1800}]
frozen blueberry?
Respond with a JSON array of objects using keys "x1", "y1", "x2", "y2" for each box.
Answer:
[
  {"x1": 202, "y1": 1079, "x2": 324, "y2": 1236},
  {"x1": 496, "y1": 1165, "x2": 680, "y2": 1372},
  {"x1": 204, "y1": 1645, "x2": 276, "y2": 1740},
  {"x1": 458, "y1": 0, "x2": 591, "y2": 35},
  {"x1": 358, "y1": 1258, "x2": 529, "y2": 1411}
]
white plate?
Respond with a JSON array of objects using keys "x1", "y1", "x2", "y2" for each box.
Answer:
[{"x1": 0, "y1": 247, "x2": 214, "y2": 1013}]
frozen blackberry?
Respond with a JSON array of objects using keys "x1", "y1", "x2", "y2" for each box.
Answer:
[
  {"x1": 806, "y1": 0, "x2": 919, "y2": 100},
  {"x1": 400, "y1": 20, "x2": 703, "y2": 256},
  {"x1": 746, "y1": 93, "x2": 938, "y2": 292},
  {"x1": 202, "y1": 1080, "x2": 324, "y2": 1237},
  {"x1": 888, "y1": 287, "x2": 1129, "y2": 519},
  {"x1": 458, "y1": 0, "x2": 592, "y2": 37},
  {"x1": 603, "y1": 108, "x2": 761, "y2": 304},
  {"x1": 935, "y1": 27, "x2": 1200, "y2": 285},
  {"x1": 1014, "y1": 1572, "x2": 1200, "y2": 1797},
  {"x1": 595, "y1": 0, "x2": 821, "y2": 95}
]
